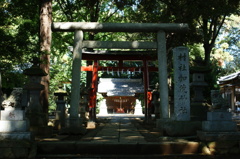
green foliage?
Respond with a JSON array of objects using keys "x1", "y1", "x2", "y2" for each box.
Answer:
[
  {"x1": 1, "y1": 0, "x2": 239, "y2": 109},
  {"x1": 216, "y1": 15, "x2": 240, "y2": 75},
  {"x1": 0, "y1": 0, "x2": 39, "y2": 93}
]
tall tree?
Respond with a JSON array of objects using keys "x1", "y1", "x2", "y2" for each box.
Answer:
[
  {"x1": 0, "y1": 0, "x2": 39, "y2": 94},
  {"x1": 132, "y1": 0, "x2": 239, "y2": 65},
  {"x1": 39, "y1": 0, "x2": 52, "y2": 114}
]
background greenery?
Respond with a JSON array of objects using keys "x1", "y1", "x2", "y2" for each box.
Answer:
[{"x1": 0, "y1": 0, "x2": 239, "y2": 111}]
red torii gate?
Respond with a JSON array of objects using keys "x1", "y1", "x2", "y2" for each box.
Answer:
[{"x1": 81, "y1": 51, "x2": 158, "y2": 120}]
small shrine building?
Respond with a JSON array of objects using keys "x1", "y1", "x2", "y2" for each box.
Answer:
[
  {"x1": 98, "y1": 78, "x2": 144, "y2": 114},
  {"x1": 218, "y1": 71, "x2": 240, "y2": 111}
]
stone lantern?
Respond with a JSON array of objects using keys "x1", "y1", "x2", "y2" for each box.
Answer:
[
  {"x1": 23, "y1": 57, "x2": 48, "y2": 133},
  {"x1": 191, "y1": 73, "x2": 208, "y2": 102},
  {"x1": 79, "y1": 87, "x2": 88, "y2": 122},
  {"x1": 54, "y1": 85, "x2": 67, "y2": 129},
  {"x1": 190, "y1": 66, "x2": 210, "y2": 121}
]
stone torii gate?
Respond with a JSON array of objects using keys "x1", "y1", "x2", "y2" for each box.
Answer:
[{"x1": 52, "y1": 22, "x2": 188, "y2": 130}]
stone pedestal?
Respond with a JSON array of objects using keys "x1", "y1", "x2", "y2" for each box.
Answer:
[
  {"x1": 198, "y1": 111, "x2": 240, "y2": 141},
  {"x1": 60, "y1": 117, "x2": 86, "y2": 134},
  {"x1": 54, "y1": 101, "x2": 66, "y2": 129},
  {"x1": 134, "y1": 99, "x2": 143, "y2": 115},
  {"x1": 0, "y1": 107, "x2": 32, "y2": 140},
  {"x1": 191, "y1": 102, "x2": 209, "y2": 121},
  {"x1": 156, "y1": 119, "x2": 202, "y2": 136}
]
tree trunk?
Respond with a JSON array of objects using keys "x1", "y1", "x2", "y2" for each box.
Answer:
[
  {"x1": 39, "y1": 0, "x2": 52, "y2": 115},
  {"x1": 203, "y1": 42, "x2": 212, "y2": 65}
]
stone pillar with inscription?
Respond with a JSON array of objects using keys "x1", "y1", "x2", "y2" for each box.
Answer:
[
  {"x1": 173, "y1": 46, "x2": 190, "y2": 121},
  {"x1": 157, "y1": 47, "x2": 201, "y2": 136}
]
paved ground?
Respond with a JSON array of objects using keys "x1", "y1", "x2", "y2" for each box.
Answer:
[
  {"x1": 42, "y1": 113, "x2": 240, "y2": 143},
  {"x1": 48, "y1": 114, "x2": 162, "y2": 143},
  {"x1": 90, "y1": 115, "x2": 146, "y2": 143},
  {"x1": 36, "y1": 114, "x2": 240, "y2": 159}
]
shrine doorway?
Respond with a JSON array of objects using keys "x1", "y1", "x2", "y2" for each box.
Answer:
[{"x1": 106, "y1": 96, "x2": 136, "y2": 114}]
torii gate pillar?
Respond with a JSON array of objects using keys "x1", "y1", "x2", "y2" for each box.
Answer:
[
  {"x1": 62, "y1": 30, "x2": 86, "y2": 134},
  {"x1": 157, "y1": 31, "x2": 169, "y2": 119}
]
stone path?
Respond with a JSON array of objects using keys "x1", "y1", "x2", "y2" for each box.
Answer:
[
  {"x1": 91, "y1": 115, "x2": 146, "y2": 143},
  {"x1": 36, "y1": 114, "x2": 240, "y2": 158}
]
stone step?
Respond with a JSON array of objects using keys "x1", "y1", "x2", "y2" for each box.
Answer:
[
  {"x1": 37, "y1": 141, "x2": 200, "y2": 156},
  {"x1": 36, "y1": 154, "x2": 235, "y2": 159}
]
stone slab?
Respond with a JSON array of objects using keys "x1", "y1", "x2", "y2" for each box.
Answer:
[
  {"x1": 207, "y1": 111, "x2": 232, "y2": 121},
  {"x1": 156, "y1": 119, "x2": 202, "y2": 136},
  {"x1": 86, "y1": 121, "x2": 96, "y2": 129},
  {"x1": 0, "y1": 132, "x2": 33, "y2": 140},
  {"x1": 197, "y1": 131, "x2": 240, "y2": 141},
  {"x1": 202, "y1": 121, "x2": 237, "y2": 132},
  {"x1": 0, "y1": 120, "x2": 29, "y2": 132},
  {"x1": 1, "y1": 109, "x2": 25, "y2": 120}
]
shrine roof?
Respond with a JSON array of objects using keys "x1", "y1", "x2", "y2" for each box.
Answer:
[
  {"x1": 218, "y1": 71, "x2": 240, "y2": 84},
  {"x1": 98, "y1": 78, "x2": 144, "y2": 96}
]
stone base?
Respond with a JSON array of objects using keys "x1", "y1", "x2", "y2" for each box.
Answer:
[
  {"x1": 0, "y1": 140, "x2": 35, "y2": 159},
  {"x1": 30, "y1": 126, "x2": 53, "y2": 137},
  {"x1": 207, "y1": 111, "x2": 232, "y2": 120},
  {"x1": 1, "y1": 108, "x2": 25, "y2": 120},
  {"x1": 86, "y1": 121, "x2": 96, "y2": 129},
  {"x1": 202, "y1": 120, "x2": 237, "y2": 132},
  {"x1": 197, "y1": 131, "x2": 240, "y2": 141},
  {"x1": 60, "y1": 117, "x2": 86, "y2": 134},
  {"x1": 0, "y1": 132, "x2": 33, "y2": 140},
  {"x1": 156, "y1": 119, "x2": 202, "y2": 136},
  {"x1": 26, "y1": 112, "x2": 48, "y2": 127},
  {"x1": 190, "y1": 102, "x2": 209, "y2": 121},
  {"x1": 59, "y1": 126, "x2": 86, "y2": 135},
  {"x1": 0, "y1": 120, "x2": 29, "y2": 132}
]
